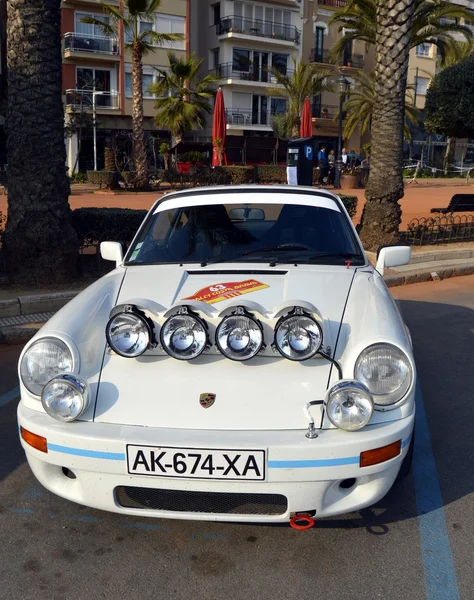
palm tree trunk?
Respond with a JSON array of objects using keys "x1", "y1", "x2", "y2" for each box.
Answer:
[
  {"x1": 132, "y1": 40, "x2": 148, "y2": 188},
  {"x1": 4, "y1": 0, "x2": 78, "y2": 284},
  {"x1": 358, "y1": 0, "x2": 415, "y2": 251}
]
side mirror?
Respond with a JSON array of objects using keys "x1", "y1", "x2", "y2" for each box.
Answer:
[
  {"x1": 376, "y1": 245, "x2": 411, "y2": 275},
  {"x1": 100, "y1": 241, "x2": 124, "y2": 267}
]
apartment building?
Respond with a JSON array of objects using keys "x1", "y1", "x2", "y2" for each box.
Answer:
[
  {"x1": 61, "y1": 0, "x2": 189, "y2": 172},
  {"x1": 191, "y1": 0, "x2": 303, "y2": 162},
  {"x1": 300, "y1": 0, "x2": 373, "y2": 154}
]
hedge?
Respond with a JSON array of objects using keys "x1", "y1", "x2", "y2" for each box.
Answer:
[
  {"x1": 71, "y1": 207, "x2": 147, "y2": 249},
  {"x1": 220, "y1": 166, "x2": 256, "y2": 184},
  {"x1": 87, "y1": 170, "x2": 116, "y2": 188},
  {"x1": 257, "y1": 165, "x2": 287, "y2": 184},
  {"x1": 339, "y1": 195, "x2": 358, "y2": 219}
]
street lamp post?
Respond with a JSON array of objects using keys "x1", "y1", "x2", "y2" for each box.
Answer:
[
  {"x1": 92, "y1": 91, "x2": 104, "y2": 171},
  {"x1": 333, "y1": 75, "x2": 350, "y2": 190}
]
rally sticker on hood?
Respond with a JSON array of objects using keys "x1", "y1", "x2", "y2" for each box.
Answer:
[{"x1": 182, "y1": 280, "x2": 269, "y2": 304}]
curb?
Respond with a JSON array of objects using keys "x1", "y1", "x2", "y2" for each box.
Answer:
[{"x1": 1, "y1": 260, "x2": 474, "y2": 345}]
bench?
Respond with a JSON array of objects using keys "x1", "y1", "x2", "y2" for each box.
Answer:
[{"x1": 430, "y1": 194, "x2": 474, "y2": 214}]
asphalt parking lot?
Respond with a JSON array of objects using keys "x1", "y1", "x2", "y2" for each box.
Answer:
[{"x1": 0, "y1": 275, "x2": 472, "y2": 600}]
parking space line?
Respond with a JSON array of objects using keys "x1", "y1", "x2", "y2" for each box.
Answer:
[
  {"x1": 414, "y1": 382, "x2": 460, "y2": 600},
  {"x1": 0, "y1": 386, "x2": 20, "y2": 408}
]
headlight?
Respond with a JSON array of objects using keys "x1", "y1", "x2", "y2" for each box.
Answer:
[
  {"x1": 275, "y1": 309, "x2": 322, "y2": 361},
  {"x1": 41, "y1": 374, "x2": 90, "y2": 422},
  {"x1": 160, "y1": 308, "x2": 207, "y2": 360},
  {"x1": 20, "y1": 338, "x2": 74, "y2": 396},
  {"x1": 326, "y1": 380, "x2": 374, "y2": 431},
  {"x1": 216, "y1": 308, "x2": 263, "y2": 361},
  {"x1": 106, "y1": 309, "x2": 151, "y2": 358},
  {"x1": 355, "y1": 343, "x2": 413, "y2": 407}
]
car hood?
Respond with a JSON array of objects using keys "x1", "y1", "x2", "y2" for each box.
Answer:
[{"x1": 94, "y1": 264, "x2": 357, "y2": 430}]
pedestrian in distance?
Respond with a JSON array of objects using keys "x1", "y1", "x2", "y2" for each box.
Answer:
[
  {"x1": 318, "y1": 145, "x2": 329, "y2": 185},
  {"x1": 328, "y1": 149, "x2": 336, "y2": 185}
]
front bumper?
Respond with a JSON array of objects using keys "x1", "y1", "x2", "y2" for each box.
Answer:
[{"x1": 18, "y1": 403, "x2": 415, "y2": 523}]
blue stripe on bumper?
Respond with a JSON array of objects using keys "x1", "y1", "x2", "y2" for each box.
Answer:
[
  {"x1": 47, "y1": 443, "x2": 125, "y2": 461},
  {"x1": 46, "y1": 437, "x2": 412, "y2": 466}
]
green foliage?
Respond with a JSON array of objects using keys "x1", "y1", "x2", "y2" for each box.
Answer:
[
  {"x1": 87, "y1": 171, "x2": 116, "y2": 188},
  {"x1": 270, "y1": 113, "x2": 291, "y2": 140},
  {"x1": 159, "y1": 142, "x2": 171, "y2": 156},
  {"x1": 178, "y1": 151, "x2": 206, "y2": 164},
  {"x1": 257, "y1": 165, "x2": 287, "y2": 183},
  {"x1": 121, "y1": 171, "x2": 139, "y2": 188},
  {"x1": 329, "y1": 0, "x2": 473, "y2": 65},
  {"x1": 151, "y1": 52, "x2": 220, "y2": 142},
  {"x1": 425, "y1": 56, "x2": 474, "y2": 139},
  {"x1": 69, "y1": 172, "x2": 88, "y2": 183},
  {"x1": 220, "y1": 166, "x2": 256, "y2": 184},
  {"x1": 267, "y1": 59, "x2": 333, "y2": 136},
  {"x1": 342, "y1": 71, "x2": 418, "y2": 140},
  {"x1": 71, "y1": 208, "x2": 147, "y2": 248},
  {"x1": 339, "y1": 195, "x2": 358, "y2": 219}
]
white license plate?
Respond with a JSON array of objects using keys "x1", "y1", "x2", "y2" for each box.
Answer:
[{"x1": 127, "y1": 445, "x2": 266, "y2": 481}]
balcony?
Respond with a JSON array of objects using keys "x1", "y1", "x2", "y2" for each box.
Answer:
[
  {"x1": 310, "y1": 49, "x2": 364, "y2": 69},
  {"x1": 217, "y1": 16, "x2": 300, "y2": 45},
  {"x1": 65, "y1": 89, "x2": 120, "y2": 112},
  {"x1": 212, "y1": 63, "x2": 294, "y2": 85},
  {"x1": 318, "y1": 0, "x2": 347, "y2": 8},
  {"x1": 225, "y1": 108, "x2": 287, "y2": 129},
  {"x1": 63, "y1": 33, "x2": 119, "y2": 60}
]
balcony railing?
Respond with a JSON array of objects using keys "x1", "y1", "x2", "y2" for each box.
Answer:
[
  {"x1": 225, "y1": 108, "x2": 286, "y2": 127},
  {"x1": 212, "y1": 63, "x2": 294, "y2": 84},
  {"x1": 217, "y1": 16, "x2": 300, "y2": 44},
  {"x1": 310, "y1": 49, "x2": 364, "y2": 68},
  {"x1": 65, "y1": 89, "x2": 120, "y2": 110},
  {"x1": 312, "y1": 105, "x2": 339, "y2": 120},
  {"x1": 318, "y1": 0, "x2": 347, "y2": 8},
  {"x1": 64, "y1": 32, "x2": 118, "y2": 55}
]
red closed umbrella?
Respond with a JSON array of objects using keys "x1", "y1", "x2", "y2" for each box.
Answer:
[
  {"x1": 212, "y1": 88, "x2": 227, "y2": 166},
  {"x1": 300, "y1": 98, "x2": 313, "y2": 138}
]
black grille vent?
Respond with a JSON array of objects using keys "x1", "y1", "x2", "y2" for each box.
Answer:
[{"x1": 115, "y1": 486, "x2": 288, "y2": 516}]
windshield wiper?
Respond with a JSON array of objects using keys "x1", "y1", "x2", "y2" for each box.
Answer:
[
  {"x1": 268, "y1": 252, "x2": 363, "y2": 266},
  {"x1": 200, "y1": 244, "x2": 312, "y2": 267}
]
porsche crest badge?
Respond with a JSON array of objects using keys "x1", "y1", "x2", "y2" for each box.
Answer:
[{"x1": 199, "y1": 393, "x2": 216, "y2": 409}]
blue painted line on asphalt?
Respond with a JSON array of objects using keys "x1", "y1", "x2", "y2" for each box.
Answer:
[
  {"x1": 0, "y1": 386, "x2": 20, "y2": 408},
  {"x1": 8, "y1": 507, "x2": 35, "y2": 515},
  {"x1": 120, "y1": 521, "x2": 171, "y2": 532},
  {"x1": 22, "y1": 487, "x2": 41, "y2": 500},
  {"x1": 413, "y1": 381, "x2": 460, "y2": 600},
  {"x1": 47, "y1": 443, "x2": 125, "y2": 461},
  {"x1": 66, "y1": 514, "x2": 103, "y2": 524}
]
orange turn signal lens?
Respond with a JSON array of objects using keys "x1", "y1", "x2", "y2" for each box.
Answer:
[
  {"x1": 20, "y1": 427, "x2": 48, "y2": 453},
  {"x1": 360, "y1": 440, "x2": 401, "y2": 468}
]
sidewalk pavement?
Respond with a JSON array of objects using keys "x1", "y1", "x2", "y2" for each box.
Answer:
[{"x1": 1, "y1": 247, "x2": 474, "y2": 344}]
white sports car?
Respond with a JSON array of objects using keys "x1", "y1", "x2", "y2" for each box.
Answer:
[{"x1": 18, "y1": 185, "x2": 416, "y2": 527}]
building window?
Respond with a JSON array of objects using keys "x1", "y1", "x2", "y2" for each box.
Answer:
[
  {"x1": 233, "y1": 49, "x2": 251, "y2": 71},
  {"x1": 314, "y1": 27, "x2": 325, "y2": 62},
  {"x1": 415, "y1": 76, "x2": 430, "y2": 96},
  {"x1": 75, "y1": 12, "x2": 109, "y2": 36},
  {"x1": 125, "y1": 14, "x2": 185, "y2": 49},
  {"x1": 270, "y1": 98, "x2": 286, "y2": 115},
  {"x1": 124, "y1": 65, "x2": 164, "y2": 99},
  {"x1": 416, "y1": 43, "x2": 431, "y2": 58},
  {"x1": 211, "y1": 3, "x2": 220, "y2": 25},
  {"x1": 156, "y1": 14, "x2": 185, "y2": 49},
  {"x1": 271, "y1": 53, "x2": 288, "y2": 75},
  {"x1": 211, "y1": 48, "x2": 220, "y2": 70}
]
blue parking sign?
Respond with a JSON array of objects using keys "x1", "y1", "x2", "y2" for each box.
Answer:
[{"x1": 304, "y1": 145, "x2": 313, "y2": 160}]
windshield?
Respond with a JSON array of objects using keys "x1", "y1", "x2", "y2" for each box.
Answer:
[{"x1": 125, "y1": 201, "x2": 364, "y2": 266}]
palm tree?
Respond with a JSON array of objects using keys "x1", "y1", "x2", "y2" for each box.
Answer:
[
  {"x1": 357, "y1": 0, "x2": 416, "y2": 250},
  {"x1": 150, "y1": 52, "x2": 219, "y2": 146},
  {"x1": 267, "y1": 59, "x2": 332, "y2": 138},
  {"x1": 4, "y1": 0, "x2": 78, "y2": 283},
  {"x1": 82, "y1": 0, "x2": 183, "y2": 188},
  {"x1": 341, "y1": 71, "x2": 419, "y2": 140},
  {"x1": 329, "y1": 0, "x2": 473, "y2": 64}
]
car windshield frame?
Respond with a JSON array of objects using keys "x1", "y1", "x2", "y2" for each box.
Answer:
[{"x1": 123, "y1": 189, "x2": 366, "y2": 268}]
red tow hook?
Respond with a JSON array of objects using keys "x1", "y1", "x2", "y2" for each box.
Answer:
[{"x1": 289, "y1": 514, "x2": 315, "y2": 530}]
